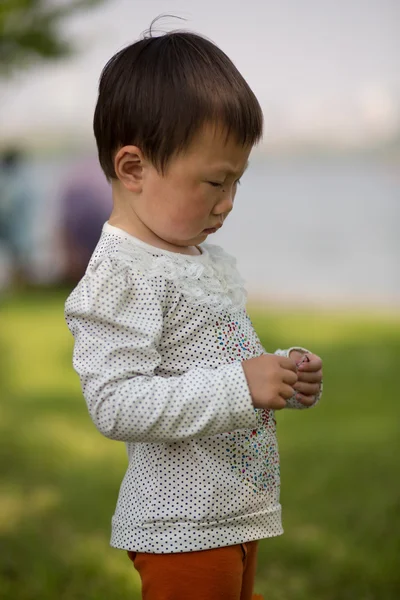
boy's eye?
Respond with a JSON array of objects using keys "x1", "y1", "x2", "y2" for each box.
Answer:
[
  {"x1": 208, "y1": 181, "x2": 223, "y2": 188},
  {"x1": 207, "y1": 179, "x2": 241, "y2": 188}
]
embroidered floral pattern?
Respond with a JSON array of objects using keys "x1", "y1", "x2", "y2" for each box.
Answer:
[
  {"x1": 216, "y1": 312, "x2": 280, "y2": 493},
  {"x1": 226, "y1": 409, "x2": 280, "y2": 494},
  {"x1": 215, "y1": 311, "x2": 264, "y2": 362}
]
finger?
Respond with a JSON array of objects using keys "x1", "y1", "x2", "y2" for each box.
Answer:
[
  {"x1": 293, "y1": 382, "x2": 320, "y2": 396},
  {"x1": 282, "y1": 368, "x2": 298, "y2": 386},
  {"x1": 278, "y1": 356, "x2": 298, "y2": 373},
  {"x1": 296, "y1": 370, "x2": 323, "y2": 383},
  {"x1": 288, "y1": 350, "x2": 305, "y2": 364},
  {"x1": 298, "y1": 355, "x2": 322, "y2": 372},
  {"x1": 295, "y1": 353, "x2": 310, "y2": 368},
  {"x1": 273, "y1": 397, "x2": 288, "y2": 410},
  {"x1": 280, "y1": 383, "x2": 296, "y2": 400},
  {"x1": 294, "y1": 393, "x2": 316, "y2": 407}
]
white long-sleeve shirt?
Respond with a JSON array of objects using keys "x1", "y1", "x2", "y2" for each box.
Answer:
[{"x1": 65, "y1": 222, "x2": 320, "y2": 553}]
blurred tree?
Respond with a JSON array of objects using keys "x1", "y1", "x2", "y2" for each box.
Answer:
[{"x1": 0, "y1": 0, "x2": 105, "y2": 75}]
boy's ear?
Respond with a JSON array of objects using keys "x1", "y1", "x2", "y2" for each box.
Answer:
[{"x1": 114, "y1": 145, "x2": 145, "y2": 192}]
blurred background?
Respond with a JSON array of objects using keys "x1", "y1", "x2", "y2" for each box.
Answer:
[{"x1": 1, "y1": 1, "x2": 399, "y2": 599}]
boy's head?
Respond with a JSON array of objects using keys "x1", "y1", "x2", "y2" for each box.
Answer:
[
  {"x1": 94, "y1": 30, "x2": 263, "y2": 179},
  {"x1": 94, "y1": 29, "x2": 263, "y2": 252}
]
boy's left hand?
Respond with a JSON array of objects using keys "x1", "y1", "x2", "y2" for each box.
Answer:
[{"x1": 289, "y1": 350, "x2": 323, "y2": 407}]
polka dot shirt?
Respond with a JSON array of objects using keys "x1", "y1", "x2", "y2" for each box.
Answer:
[{"x1": 65, "y1": 223, "x2": 320, "y2": 553}]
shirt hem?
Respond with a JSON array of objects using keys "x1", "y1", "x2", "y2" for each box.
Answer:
[{"x1": 110, "y1": 508, "x2": 283, "y2": 553}]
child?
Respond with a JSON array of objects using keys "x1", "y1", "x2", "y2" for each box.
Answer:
[{"x1": 65, "y1": 27, "x2": 323, "y2": 600}]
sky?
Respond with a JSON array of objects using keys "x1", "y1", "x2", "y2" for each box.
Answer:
[{"x1": 1, "y1": 0, "x2": 399, "y2": 148}]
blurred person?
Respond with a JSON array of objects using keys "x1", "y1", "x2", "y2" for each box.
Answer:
[
  {"x1": 0, "y1": 148, "x2": 35, "y2": 287},
  {"x1": 59, "y1": 156, "x2": 112, "y2": 283},
  {"x1": 65, "y1": 28, "x2": 324, "y2": 600}
]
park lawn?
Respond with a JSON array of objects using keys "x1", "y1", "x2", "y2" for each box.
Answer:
[{"x1": 0, "y1": 289, "x2": 399, "y2": 600}]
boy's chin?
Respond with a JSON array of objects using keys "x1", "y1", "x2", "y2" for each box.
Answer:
[
  {"x1": 195, "y1": 231, "x2": 211, "y2": 244},
  {"x1": 182, "y1": 231, "x2": 209, "y2": 244}
]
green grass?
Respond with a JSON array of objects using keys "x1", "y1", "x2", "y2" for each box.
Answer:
[{"x1": 1, "y1": 289, "x2": 399, "y2": 599}]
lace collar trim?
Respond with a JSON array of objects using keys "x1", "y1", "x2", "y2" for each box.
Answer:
[{"x1": 101, "y1": 225, "x2": 247, "y2": 312}]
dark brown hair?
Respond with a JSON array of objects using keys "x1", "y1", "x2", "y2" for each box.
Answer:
[{"x1": 93, "y1": 29, "x2": 263, "y2": 179}]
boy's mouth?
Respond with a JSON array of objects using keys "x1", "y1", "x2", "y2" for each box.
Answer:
[{"x1": 203, "y1": 225, "x2": 221, "y2": 234}]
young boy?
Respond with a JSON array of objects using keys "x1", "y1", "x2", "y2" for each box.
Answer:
[{"x1": 65, "y1": 27, "x2": 323, "y2": 600}]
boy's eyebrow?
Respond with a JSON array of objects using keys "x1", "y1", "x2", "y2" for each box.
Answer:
[{"x1": 211, "y1": 161, "x2": 250, "y2": 176}]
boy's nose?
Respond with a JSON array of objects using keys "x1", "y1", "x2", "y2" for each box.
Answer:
[{"x1": 214, "y1": 189, "x2": 235, "y2": 216}]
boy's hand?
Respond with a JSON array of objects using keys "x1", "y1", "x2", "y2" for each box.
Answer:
[
  {"x1": 289, "y1": 350, "x2": 323, "y2": 407},
  {"x1": 242, "y1": 354, "x2": 298, "y2": 410}
]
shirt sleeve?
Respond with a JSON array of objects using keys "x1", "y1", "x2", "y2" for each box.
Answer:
[
  {"x1": 65, "y1": 257, "x2": 257, "y2": 443},
  {"x1": 274, "y1": 346, "x2": 323, "y2": 409}
]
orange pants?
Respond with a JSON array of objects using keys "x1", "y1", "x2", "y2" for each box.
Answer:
[{"x1": 128, "y1": 540, "x2": 263, "y2": 600}]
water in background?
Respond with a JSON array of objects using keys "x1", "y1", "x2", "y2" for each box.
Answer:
[
  {"x1": 214, "y1": 156, "x2": 400, "y2": 307},
  {"x1": 1, "y1": 154, "x2": 399, "y2": 307}
]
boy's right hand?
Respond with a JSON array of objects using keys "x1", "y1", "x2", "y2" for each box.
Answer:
[{"x1": 242, "y1": 354, "x2": 298, "y2": 410}]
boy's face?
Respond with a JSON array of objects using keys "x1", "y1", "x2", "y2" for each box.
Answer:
[{"x1": 126, "y1": 124, "x2": 252, "y2": 252}]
